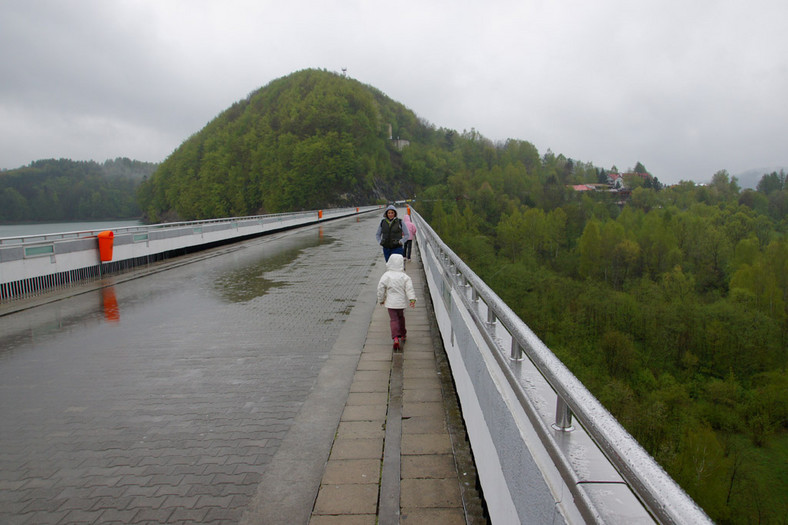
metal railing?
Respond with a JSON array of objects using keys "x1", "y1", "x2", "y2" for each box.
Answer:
[
  {"x1": 1, "y1": 206, "x2": 379, "y2": 302},
  {"x1": 0, "y1": 208, "x2": 362, "y2": 246},
  {"x1": 413, "y1": 209, "x2": 712, "y2": 525}
]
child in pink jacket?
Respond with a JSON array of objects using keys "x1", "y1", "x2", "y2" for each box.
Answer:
[
  {"x1": 403, "y1": 214, "x2": 417, "y2": 261},
  {"x1": 377, "y1": 253, "x2": 416, "y2": 350}
]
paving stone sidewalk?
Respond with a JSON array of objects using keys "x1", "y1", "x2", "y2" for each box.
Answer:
[{"x1": 309, "y1": 245, "x2": 486, "y2": 524}]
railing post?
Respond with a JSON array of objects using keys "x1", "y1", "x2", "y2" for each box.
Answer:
[
  {"x1": 553, "y1": 397, "x2": 574, "y2": 431},
  {"x1": 510, "y1": 339, "x2": 524, "y2": 361}
]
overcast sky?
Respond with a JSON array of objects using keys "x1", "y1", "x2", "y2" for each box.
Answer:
[{"x1": 1, "y1": 0, "x2": 786, "y2": 184}]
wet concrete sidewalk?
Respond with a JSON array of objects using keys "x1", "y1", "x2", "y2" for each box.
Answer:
[
  {"x1": 306, "y1": 251, "x2": 485, "y2": 524},
  {"x1": 0, "y1": 211, "x2": 484, "y2": 524}
]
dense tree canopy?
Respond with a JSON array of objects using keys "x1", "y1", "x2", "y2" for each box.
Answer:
[
  {"x1": 0, "y1": 158, "x2": 154, "y2": 222},
  {"x1": 419, "y1": 160, "x2": 788, "y2": 524}
]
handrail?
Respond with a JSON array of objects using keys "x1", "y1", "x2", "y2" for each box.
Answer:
[
  {"x1": 412, "y1": 209, "x2": 712, "y2": 525},
  {"x1": 1, "y1": 206, "x2": 381, "y2": 302},
  {"x1": 0, "y1": 206, "x2": 373, "y2": 245}
]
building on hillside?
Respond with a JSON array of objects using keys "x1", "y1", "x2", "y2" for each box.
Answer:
[
  {"x1": 569, "y1": 184, "x2": 595, "y2": 192},
  {"x1": 607, "y1": 172, "x2": 624, "y2": 189},
  {"x1": 607, "y1": 171, "x2": 653, "y2": 189},
  {"x1": 387, "y1": 123, "x2": 410, "y2": 150},
  {"x1": 392, "y1": 139, "x2": 410, "y2": 150}
]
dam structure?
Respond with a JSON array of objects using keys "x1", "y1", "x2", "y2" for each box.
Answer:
[{"x1": 0, "y1": 208, "x2": 710, "y2": 524}]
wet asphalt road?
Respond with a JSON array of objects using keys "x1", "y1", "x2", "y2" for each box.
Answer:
[{"x1": 0, "y1": 213, "x2": 385, "y2": 524}]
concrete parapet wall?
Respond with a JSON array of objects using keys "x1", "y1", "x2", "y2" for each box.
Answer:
[
  {"x1": 0, "y1": 206, "x2": 380, "y2": 300},
  {"x1": 419, "y1": 238, "x2": 572, "y2": 524}
]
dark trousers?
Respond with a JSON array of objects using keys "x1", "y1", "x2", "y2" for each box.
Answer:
[
  {"x1": 387, "y1": 308, "x2": 406, "y2": 339},
  {"x1": 403, "y1": 240, "x2": 413, "y2": 260},
  {"x1": 382, "y1": 246, "x2": 404, "y2": 262}
]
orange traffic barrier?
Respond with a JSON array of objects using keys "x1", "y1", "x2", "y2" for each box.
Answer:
[
  {"x1": 97, "y1": 230, "x2": 114, "y2": 262},
  {"x1": 318, "y1": 210, "x2": 323, "y2": 219}
]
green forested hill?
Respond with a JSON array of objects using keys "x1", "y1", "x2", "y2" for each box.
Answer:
[
  {"x1": 137, "y1": 68, "x2": 446, "y2": 221},
  {"x1": 0, "y1": 158, "x2": 155, "y2": 222}
]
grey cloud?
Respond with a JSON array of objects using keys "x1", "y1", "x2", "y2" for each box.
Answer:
[{"x1": 1, "y1": 0, "x2": 786, "y2": 183}]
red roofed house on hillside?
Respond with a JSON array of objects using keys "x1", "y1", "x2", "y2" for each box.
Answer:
[{"x1": 607, "y1": 171, "x2": 653, "y2": 189}]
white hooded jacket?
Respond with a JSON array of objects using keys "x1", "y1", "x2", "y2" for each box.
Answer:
[{"x1": 376, "y1": 254, "x2": 416, "y2": 309}]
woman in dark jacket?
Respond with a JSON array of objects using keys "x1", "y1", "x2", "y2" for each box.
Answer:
[{"x1": 375, "y1": 205, "x2": 410, "y2": 262}]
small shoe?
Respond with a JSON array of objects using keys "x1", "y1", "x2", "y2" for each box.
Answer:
[{"x1": 393, "y1": 337, "x2": 400, "y2": 351}]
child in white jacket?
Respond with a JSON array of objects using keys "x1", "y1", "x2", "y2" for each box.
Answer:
[{"x1": 377, "y1": 254, "x2": 416, "y2": 350}]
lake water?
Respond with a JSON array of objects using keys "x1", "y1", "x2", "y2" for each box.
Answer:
[{"x1": 0, "y1": 220, "x2": 144, "y2": 239}]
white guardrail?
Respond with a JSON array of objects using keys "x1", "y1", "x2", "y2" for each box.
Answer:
[
  {"x1": 0, "y1": 206, "x2": 380, "y2": 301},
  {"x1": 412, "y1": 210, "x2": 713, "y2": 525}
]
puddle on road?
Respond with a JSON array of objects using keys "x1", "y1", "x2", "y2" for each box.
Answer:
[
  {"x1": 0, "y1": 227, "x2": 341, "y2": 352},
  {"x1": 212, "y1": 232, "x2": 336, "y2": 304}
]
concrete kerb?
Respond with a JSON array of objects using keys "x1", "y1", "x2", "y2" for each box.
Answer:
[{"x1": 239, "y1": 253, "x2": 386, "y2": 525}]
